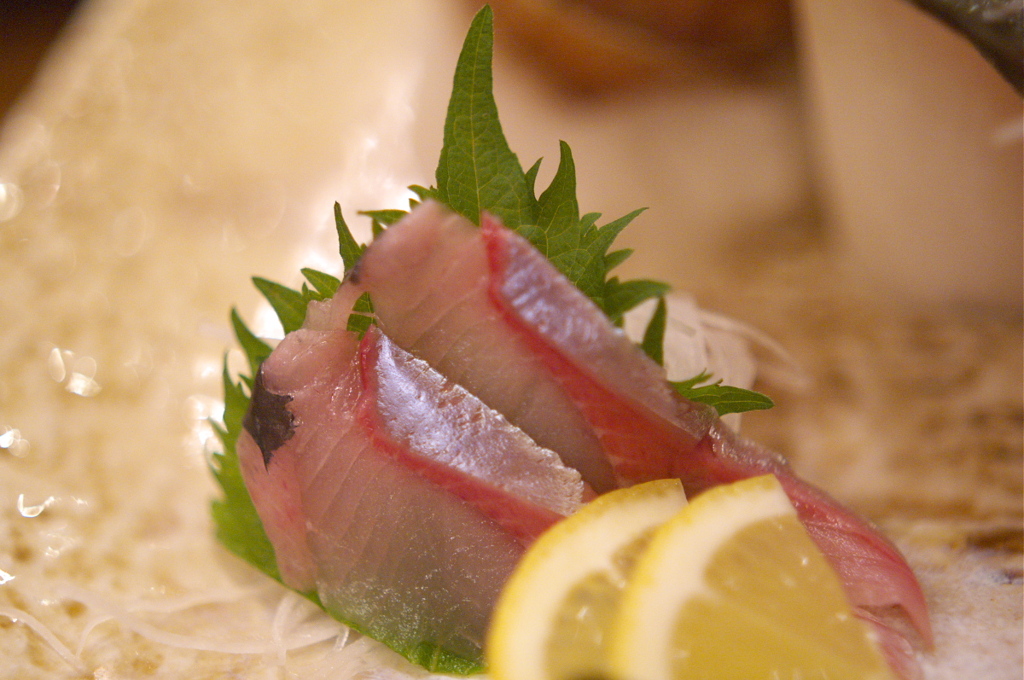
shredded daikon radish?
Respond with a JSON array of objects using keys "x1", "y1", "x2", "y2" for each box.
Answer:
[
  {"x1": 697, "y1": 308, "x2": 809, "y2": 392},
  {"x1": 119, "y1": 585, "x2": 270, "y2": 614},
  {"x1": 58, "y1": 584, "x2": 345, "y2": 657},
  {"x1": 0, "y1": 605, "x2": 88, "y2": 675},
  {"x1": 623, "y1": 294, "x2": 795, "y2": 429}
]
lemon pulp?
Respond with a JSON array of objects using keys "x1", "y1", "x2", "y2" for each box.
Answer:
[
  {"x1": 487, "y1": 479, "x2": 687, "y2": 680},
  {"x1": 609, "y1": 475, "x2": 895, "y2": 680}
]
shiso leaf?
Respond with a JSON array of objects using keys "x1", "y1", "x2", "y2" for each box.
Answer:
[
  {"x1": 334, "y1": 203, "x2": 377, "y2": 334},
  {"x1": 212, "y1": 4, "x2": 771, "y2": 675},
  {"x1": 433, "y1": 5, "x2": 536, "y2": 231},
  {"x1": 230, "y1": 308, "x2": 272, "y2": 379},
  {"x1": 359, "y1": 209, "x2": 409, "y2": 229},
  {"x1": 641, "y1": 296, "x2": 668, "y2": 365},
  {"x1": 427, "y1": 8, "x2": 660, "y2": 323},
  {"x1": 335, "y1": 202, "x2": 365, "y2": 272},
  {"x1": 302, "y1": 268, "x2": 341, "y2": 300},
  {"x1": 670, "y1": 372, "x2": 775, "y2": 416},
  {"x1": 252, "y1": 277, "x2": 306, "y2": 334},
  {"x1": 604, "y1": 278, "x2": 671, "y2": 326},
  {"x1": 604, "y1": 247, "x2": 633, "y2": 272},
  {"x1": 352, "y1": 5, "x2": 657, "y2": 325},
  {"x1": 347, "y1": 292, "x2": 374, "y2": 336}
]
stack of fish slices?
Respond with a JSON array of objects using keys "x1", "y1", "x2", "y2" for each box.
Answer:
[{"x1": 238, "y1": 200, "x2": 931, "y2": 674}]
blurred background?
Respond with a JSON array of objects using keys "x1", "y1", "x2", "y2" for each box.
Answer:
[{"x1": 1, "y1": 0, "x2": 1020, "y2": 311}]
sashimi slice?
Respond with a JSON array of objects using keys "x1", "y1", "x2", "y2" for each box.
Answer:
[
  {"x1": 480, "y1": 213, "x2": 934, "y2": 648},
  {"x1": 352, "y1": 202, "x2": 931, "y2": 660},
  {"x1": 352, "y1": 201, "x2": 618, "y2": 493},
  {"x1": 235, "y1": 268, "x2": 372, "y2": 591},
  {"x1": 481, "y1": 213, "x2": 933, "y2": 642},
  {"x1": 238, "y1": 304, "x2": 581, "y2": 667},
  {"x1": 236, "y1": 325, "x2": 360, "y2": 594},
  {"x1": 361, "y1": 327, "x2": 584, "y2": 520},
  {"x1": 241, "y1": 324, "x2": 518, "y2": 664}
]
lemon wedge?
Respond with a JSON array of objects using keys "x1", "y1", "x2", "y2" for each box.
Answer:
[
  {"x1": 608, "y1": 474, "x2": 896, "y2": 680},
  {"x1": 487, "y1": 479, "x2": 687, "y2": 680}
]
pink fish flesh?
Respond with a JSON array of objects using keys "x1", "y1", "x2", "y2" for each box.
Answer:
[
  {"x1": 237, "y1": 311, "x2": 581, "y2": 665},
  {"x1": 481, "y1": 212, "x2": 932, "y2": 641},
  {"x1": 350, "y1": 201, "x2": 933, "y2": 673},
  {"x1": 358, "y1": 326, "x2": 584, "y2": 537},
  {"x1": 351, "y1": 201, "x2": 618, "y2": 493}
]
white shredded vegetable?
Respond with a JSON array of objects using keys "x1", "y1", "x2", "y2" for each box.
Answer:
[
  {"x1": 58, "y1": 584, "x2": 345, "y2": 657},
  {"x1": 0, "y1": 605, "x2": 89, "y2": 675}
]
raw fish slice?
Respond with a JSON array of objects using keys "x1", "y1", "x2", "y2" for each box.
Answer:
[
  {"x1": 353, "y1": 201, "x2": 617, "y2": 493},
  {"x1": 291, "y1": 327, "x2": 579, "y2": 547},
  {"x1": 856, "y1": 608, "x2": 924, "y2": 680},
  {"x1": 306, "y1": 433, "x2": 522, "y2": 665},
  {"x1": 237, "y1": 427, "x2": 315, "y2": 590},
  {"x1": 236, "y1": 325, "x2": 360, "y2": 593},
  {"x1": 239, "y1": 323, "x2": 521, "y2": 664},
  {"x1": 239, "y1": 306, "x2": 583, "y2": 665},
  {"x1": 361, "y1": 327, "x2": 584, "y2": 519},
  {"x1": 479, "y1": 214, "x2": 934, "y2": 648}
]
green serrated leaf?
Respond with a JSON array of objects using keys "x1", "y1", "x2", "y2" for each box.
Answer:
[
  {"x1": 335, "y1": 203, "x2": 365, "y2": 273},
  {"x1": 533, "y1": 143, "x2": 619, "y2": 307},
  {"x1": 230, "y1": 308, "x2": 272, "y2": 379},
  {"x1": 674, "y1": 382, "x2": 775, "y2": 416},
  {"x1": 408, "y1": 185, "x2": 435, "y2": 202},
  {"x1": 347, "y1": 292, "x2": 374, "y2": 336},
  {"x1": 252, "y1": 277, "x2": 306, "y2": 334},
  {"x1": 435, "y1": 6, "x2": 535, "y2": 230},
  {"x1": 603, "y1": 278, "x2": 671, "y2": 323},
  {"x1": 359, "y1": 209, "x2": 407, "y2": 227},
  {"x1": 604, "y1": 248, "x2": 633, "y2": 272},
  {"x1": 221, "y1": 360, "x2": 249, "y2": 433},
  {"x1": 302, "y1": 268, "x2": 341, "y2": 299},
  {"x1": 534, "y1": 143, "x2": 588, "y2": 291},
  {"x1": 593, "y1": 208, "x2": 645, "y2": 254},
  {"x1": 524, "y1": 158, "x2": 542, "y2": 199},
  {"x1": 536, "y1": 142, "x2": 579, "y2": 236},
  {"x1": 406, "y1": 644, "x2": 483, "y2": 676},
  {"x1": 300, "y1": 282, "x2": 317, "y2": 304},
  {"x1": 672, "y1": 370, "x2": 713, "y2": 392},
  {"x1": 640, "y1": 296, "x2": 668, "y2": 365},
  {"x1": 670, "y1": 373, "x2": 774, "y2": 416}
]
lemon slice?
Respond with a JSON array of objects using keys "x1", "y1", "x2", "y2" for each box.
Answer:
[
  {"x1": 608, "y1": 474, "x2": 896, "y2": 680},
  {"x1": 487, "y1": 479, "x2": 687, "y2": 680}
]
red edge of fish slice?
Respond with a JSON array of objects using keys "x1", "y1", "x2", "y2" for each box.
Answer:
[
  {"x1": 356, "y1": 327, "x2": 565, "y2": 547},
  {"x1": 478, "y1": 219, "x2": 714, "y2": 487},
  {"x1": 478, "y1": 212, "x2": 934, "y2": 663}
]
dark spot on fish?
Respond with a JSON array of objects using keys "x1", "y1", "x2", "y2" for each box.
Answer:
[{"x1": 243, "y1": 368, "x2": 295, "y2": 469}]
